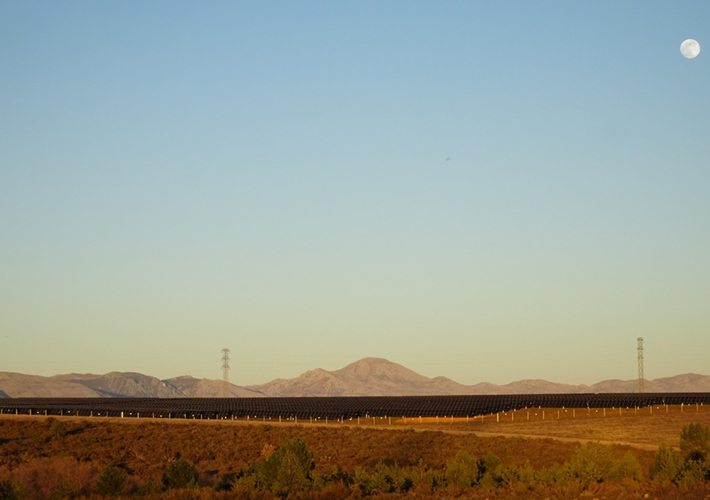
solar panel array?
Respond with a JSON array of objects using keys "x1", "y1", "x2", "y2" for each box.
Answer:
[{"x1": 1, "y1": 394, "x2": 709, "y2": 420}]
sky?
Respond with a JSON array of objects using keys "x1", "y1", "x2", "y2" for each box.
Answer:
[{"x1": 1, "y1": 1, "x2": 708, "y2": 387}]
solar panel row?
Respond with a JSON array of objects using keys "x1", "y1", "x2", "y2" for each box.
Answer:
[{"x1": 1, "y1": 394, "x2": 709, "y2": 420}]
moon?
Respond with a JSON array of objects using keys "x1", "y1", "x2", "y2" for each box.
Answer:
[{"x1": 680, "y1": 39, "x2": 700, "y2": 59}]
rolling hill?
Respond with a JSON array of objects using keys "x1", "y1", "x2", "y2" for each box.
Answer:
[{"x1": 2, "y1": 357, "x2": 710, "y2": 398}]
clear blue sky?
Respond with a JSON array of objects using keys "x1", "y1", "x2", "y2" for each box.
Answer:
[{"x1": 1, "y1": 1, "x2": 708, "y2": 386}]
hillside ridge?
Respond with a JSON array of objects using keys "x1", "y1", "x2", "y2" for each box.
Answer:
[{"x1": 2, "y1": 358, "x2": 710, "y2": 398}]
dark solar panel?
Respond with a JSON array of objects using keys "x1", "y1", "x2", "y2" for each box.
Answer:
[{"x1": 1, "y1": 394, "x2": 709, "y2": 420}]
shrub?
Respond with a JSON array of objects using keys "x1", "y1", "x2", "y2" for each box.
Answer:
[
  {"x1": 391, "y1": 465, "x2": 416, "y2": 492},
  {"x1": 94, "y1": 465, "x2": 126, "y2": 496},
  {"x1": 253, "y1": 437, "x2": 314, "y2": 496},
  {"x1": 328, "y1": 465, "x2": 348, "y2": 484},
  {"x1": 477, "y1": 452, "x2": 503, "y2": 488},
  {"x1": 650, "y1": 444, "x2": 683, "y2": 482},
  {"x1": 0, "y1": 480, "x2": 20, "y2": 500},
  {"x1": 611, "y1": 451, "x2": 644, "y2": 482},
  {"x1": 685, "y1": 449, "x2": 707, "y2": 465},
  {"x1": 52, "y1": 478, "x2": 79, "y2": 499},
  {"x1": 445, "y1": 450, "x2": 478, "y2": 489},
  {"x1": 48, "y1": 419, "x2": 67, "y2": 439},
  {"x1": 213, "y1": 474, "x2": 233, "y2": 492},
  {"x1": 680, "y1": 422, "x2": 710, "y2": 456},
  {"x1": 162, "y1": 458, "x2": 199, "y2": 489},
  {"x1": 563, "y1": 442, "x2": 616, "y2": 486},
  {"x1": 498, "y1": 461, "x2": 538, "y2": 490},
  {"x1": 370, "y1": 462, "x2": 395, "y2": 493},
  {"x1": 679, "y1": 449, "x2": 710, "y2": 485},
  {"x1": 676, "y1": 459, "x2": 708, "y2": 487},
  {"x1": 350, "y1": 466, "x2": 371, "y2": 495}
]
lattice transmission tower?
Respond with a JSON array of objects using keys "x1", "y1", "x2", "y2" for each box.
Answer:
[
  {"x1": 221, "y1": 348, "x2": 231, "y2": 398},
  {"x1": 637, "y1": 337, "x2": 644, "y2": 393}
]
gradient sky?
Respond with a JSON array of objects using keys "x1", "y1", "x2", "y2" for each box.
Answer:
[{"x1": 1, "y1": 1, "x2": 708, "y2": 387}]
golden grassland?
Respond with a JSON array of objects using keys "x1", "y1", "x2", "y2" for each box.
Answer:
[
  {"x1": 1, "y1": 405, "x2": 709, "y2": 499},
  {"x1": 416, "y1": 404, "x2": 710, "y2": 450}
]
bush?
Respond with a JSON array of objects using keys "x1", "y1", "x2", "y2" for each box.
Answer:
[
  {"x1": 498, "y1": 461, "x2": 538, "y2": 490},
  {"x1": 676, "y1": 459, "x2": 708, "y2": 487},
  {"x1": 477, "y1": 452, "x2": 503, "y2": 488},
  {"x1": 445, "y1": 450, "x2": 478, "y2": 489},
  {"x1": 680, "y1": 423, "x2": 710, "y2": 456},
  {"x1": 0, "y1": 480, "x2": 20, "y2": 500},
  {"x1": 389, "y1": 464, "x2": 416, "y2": 492},
  {"x1": 162, "y1": 458, "x2": 199, "y2": 489},
  {"x1": 350, "y1": 466, "x2": 371, "y2": 495},
  {"x1": 611, "y1": 451, "x2": 644, "y2": 482},
  {"x1": 564, "y1": 442, "x2": 616, "y2": 486},
  {"x1": 214, "y1": 474, "x2": 233, "y2": 492},
  {"x1": 252, "y1": 437, "x2": 314, "y2": 495},
  {"x1": 370, "y1": 462, "x2": 395, "y2": 493},
  {"x1": 48, "y1": 419, "x2": 67, "y2": 439},
  {"x1": 94, "y1": 465, "x2": 126, "y2": 496},
  {"x1": 650, "y1": 444, "x2": 683, "y2": 482}
]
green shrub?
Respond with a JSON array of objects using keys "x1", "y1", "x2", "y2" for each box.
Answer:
[
  {"x1": 253, "y1": 437, "x2": 314, "y2": 496},
  {"x1": 349, "y1": 466, "x2": 371, "y2": 495},
  {"x1": 498, "y1": 461, "x2": 538, "y2": 490},
  {"x1": 538, "y1": 463, "x2": 568, "y2": 486},
  {"x1": 370, "y1": 462, "x2": 395, "y2": 493},
  {"x1": 94, "y1": 465, "x2": 126, "y2": 496},
  {"x1": 162, "y1": 458, "x2": 199, "y2": 489},
  {"x1": 611, "y1": 451, "x2": 644, "y2": 482},
  {"x1": 563, "y1": 442, "x2": 616, "y2": 486},
  {"x1": 680, "y1": 422, "x2": 710, "y2": 456},
  {"x1": 445, "y1": 450, "x2": 478, "y2": 489},
  {"x1": 676, "y1": 459, "x2": 708, "y2": 487},
  {"x1": 650, "y1": 443, "x2": 683, "y2": 482},
  {"x1": 420, "y1": 469, "x2": 442, "y2": 490},
  {"x1": 214, "y1": 474, "x2": 233, "y2": 492},
  {"x1": 328, "y1": 464, "x2": 348, "y2": 484},
  {"x1": 477, "y1": 452, "x2": 503, "y2": 488},
  {"x1": 48, "y1": 419, "x2": 67, "y2": 439}
]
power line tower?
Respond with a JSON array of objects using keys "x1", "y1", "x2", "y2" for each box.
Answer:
[
  {"x1": 221, "y1": 348, "x2": 231, "y2": 398},
  {"x1": 637, "y1": 337, "x2": 644, "y2": 393}
]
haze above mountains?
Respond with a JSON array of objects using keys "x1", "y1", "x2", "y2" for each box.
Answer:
[{"x1": 2, "y1": 358, "x2": 709, "y2": 398}]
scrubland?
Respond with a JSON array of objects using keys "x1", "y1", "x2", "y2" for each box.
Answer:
[{"x1": 1, "y1": 408, "x2": 709, "y2": 499}]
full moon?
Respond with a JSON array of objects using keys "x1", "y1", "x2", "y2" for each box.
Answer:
[{"x1": 680, "y1": 39, "x2": 700, "y2": 59}]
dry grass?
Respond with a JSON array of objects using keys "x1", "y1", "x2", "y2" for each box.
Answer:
[
  {"x1": 2, "y1": 409, "x2": 710, "y2": 499},
  {"x1": 409, "y1": 404, "x2": 710, "y2": 449}
]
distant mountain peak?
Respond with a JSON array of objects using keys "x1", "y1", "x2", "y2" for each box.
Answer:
[{"x1": 2, "y1": 360, "x2": 710, "y2": 398}]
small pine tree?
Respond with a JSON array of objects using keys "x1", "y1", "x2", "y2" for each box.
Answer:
[
  {"x1": 163, "y1": 458, "x2": 199, "y2": 489},
  {"x1": 369, "y1": 462, "x2": 395, "y2": 493},
  {"x1": 94, "y1": 465, "x2": 126, "y2": 497},
  {"x1": 255, "y1": 438, "x2": 314, "y2": 495},
  {"x1": 650, "y1": 443, "x2": 683, "y2": 482},
  {"x1": 676, "y1": 459, "x2": 708, "y2": 487},
  {"x1": 564, "y1": 442, "x2": 616, "y2": 486},
  {"x1": 477, "y1": 452, "x2": 504, "y2": 488},
  {"x1": 445, "y1": 450, "x2": 478, "y2": 489},
  {"x1": 680, "y1": 422, "x2": 710, "y2": 456},
  {"x1": 611, "y1": 451, "x2": 644, "y2": 482}
]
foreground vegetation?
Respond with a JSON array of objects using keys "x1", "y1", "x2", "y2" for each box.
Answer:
[{"x1": 1, "y1": 416, "x2": 709, "y2": 499}]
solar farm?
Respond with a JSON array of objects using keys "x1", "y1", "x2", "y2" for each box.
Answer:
[{"x1": 2, "y1": 393, "x2": 709, "y2": 421}]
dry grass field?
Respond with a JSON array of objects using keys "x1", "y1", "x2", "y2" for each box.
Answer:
[
  {"x1": 417, "y1": 404, "x2": 710, "y2": 450},
  {"x1": 1, "y1": 406, "x2": 710, "y2": 499}
]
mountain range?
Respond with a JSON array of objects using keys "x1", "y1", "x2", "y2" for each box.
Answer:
[{"x1": 2, "y1": 357, "x2": 710, "y2": 398}]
